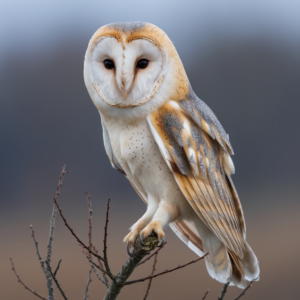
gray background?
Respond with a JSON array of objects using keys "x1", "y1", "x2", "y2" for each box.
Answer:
[{"x1": 1, "y1": 0, "x2": 299, "y2": 299}]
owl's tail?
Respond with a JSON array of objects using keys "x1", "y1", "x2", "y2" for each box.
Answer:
[
  {"x1": 170, "y1": 219, "x2": 260, "y2": 288},
  {"x1": 202, "y1": 233, "x2": 260, "y2": 288}
]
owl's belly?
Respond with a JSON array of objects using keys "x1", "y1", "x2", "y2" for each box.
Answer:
[{"x1": 104, "y1": 117, "x2": 179, "y2": 201}]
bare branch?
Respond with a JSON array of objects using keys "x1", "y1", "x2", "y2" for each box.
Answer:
[
  {"x1": 46, "y1": 164, "x2": 68, "y2": 300},
  {"x1": 143, "y1": 250, "x2": 159, "y2": 300},
  {"x1": 83, "y1": 265, "x2": 93, "y2": 300},
  {"x1": 125, "y1": 253, "x2": 208, "y2": 285},
  {"x1": 10, "y1": 258, "x2": 47, "y2": 300},
  {"x1": 103, "y1": 198, "x2": 114, "y2": 280},
  {"x1": 233, "y1": 281, "x2": 254, "y2": 300},
  {"x1": 202, "y1": 289, "x2": 209, "y2": 300},
  {"x1": 218, "y1": 282, "x2": 230, "y2": 300},
  {"x1": 137, "y1": 242, "x2": 167, "y2": 267},
  {"x1": 103, "y1": 234, "x2": 160, "y2": 300},
  {"x1": 54, "y1": 259, "x2": 62, "y2": 277},
  {"x1": 46, "y1": 261, "x2": 68, "y2": 300},
  {"x1": 53, "y1": 192, "x2": 105, "y2": 262},
  {"x1": 47, "y1": 164, "x2": 68, "y2": 263},
  {"x1": 86, "y1": 192, "x2": 93, "y2": 256}
]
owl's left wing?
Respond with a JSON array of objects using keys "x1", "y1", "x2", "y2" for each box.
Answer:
[
  {"x1": 147, "y1": 99, "x2": 246, "y2": 259},
  {"x1": 101, "y1": 116, "x2": 126, "y2": 175}
]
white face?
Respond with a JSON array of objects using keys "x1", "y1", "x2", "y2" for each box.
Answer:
[{"x1": 87, "y1": 37, "x2": 166, "y2": 108}]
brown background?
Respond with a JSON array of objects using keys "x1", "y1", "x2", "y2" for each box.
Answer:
[{"x1": 1, "y1": 1, "x2": 300, "y2": 299}]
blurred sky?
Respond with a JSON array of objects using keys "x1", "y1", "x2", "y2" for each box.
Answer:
[{"x1": 1, "y1": 1, "x2": 300, "y2": 299}]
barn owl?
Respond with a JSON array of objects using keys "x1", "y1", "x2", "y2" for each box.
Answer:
[{"x1": 84, "y1": 22, "x2": 259, "y2": 288}]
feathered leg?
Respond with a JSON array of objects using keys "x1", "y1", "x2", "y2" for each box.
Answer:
[
  {"x1": 123, "y1": 199, "x2": 158, "y2": 247},
  {"x1": 140, "y1": 200, "x2": 179, "y2": 242}
]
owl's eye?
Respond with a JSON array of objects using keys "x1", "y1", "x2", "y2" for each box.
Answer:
[
  {"x1": 104, "y1": 59, "x2": 115, "y2": 69},
  {"x1": 136, "y1": 59, "x2": 148, "y2": 69}
]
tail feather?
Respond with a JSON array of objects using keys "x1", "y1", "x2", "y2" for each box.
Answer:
[
  {"x1": 242, "y1": 242, "x2": 260, "y2": 281},
  {"x1": 170, "y1": 218, "x2": 260, "y2": 288}
]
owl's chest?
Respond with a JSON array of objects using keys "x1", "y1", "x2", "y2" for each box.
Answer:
[{"x1": 103, "y1": 117, "x2": 169, "y2": 180}]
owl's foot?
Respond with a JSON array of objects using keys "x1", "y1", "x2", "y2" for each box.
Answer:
[
  {"x1": 140, "y1": 220, "x2": 165, "y2": 246},
  {"x1": 141, "y1": 234, "x2": 164, "y2": 247},
  {"x1": 123, "y1": 228, "x2": 141, "y2": 248}
]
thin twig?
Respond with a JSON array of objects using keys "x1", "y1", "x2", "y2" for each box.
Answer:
[
  {"x1": 202, "y1": 289, "x2": 209, "y2": 300},
  {"x1": 86, "y1": 192, "x2": 93, "y2": 257},
  {"x1": 103, "y1": 199, "x2": 114, "y2": 280},
  {"x1": 143, "y1": 251, "x2": 159, "y2": 300},
  {"x1": 83, "y1": 265, "x2": 93, "y2": 300},
  {"x1": 93, "y1": 246, "x2": 109, "y2": 287},
  {"x1": 53, "y1": 193, "x2": 105, "y2": 263},
  {"x1": 218, "y1": 282, "x2": 230, "y2": 300},
  {"x1": 54, "y1": 259, "x2": 62, "y2": 277},
  {"x1": 137, "y1": 242, "x2": 167, "y2": 267},
  {"x1": 125, "y1": 253, "x2": 208, "y2": 285},
  {"x1": 30, "y1": 225, "x2": 46, "y2": 273},
  {"x1": 46, "y1": 261, "x2": 68, "y2": 300},
  {"x1": 91, "y1": 264, "x2": 109, "y2": 287},
  {"x1": 10, "y1": 258, "x2": 47, "y2": 300},
  {"x1": 233, "y1": 281, "x2": 254, "y2": 300},
  {"x1": 47, "y1": 164, "x2": 68, "y2": 300},
  {"x1": 47, "y1": 164, "x2": 67, "y2": 262}
]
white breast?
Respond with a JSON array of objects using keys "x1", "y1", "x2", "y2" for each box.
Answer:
[{"x1": 101, "y1": 114, "x2": 177, "y2": 201}]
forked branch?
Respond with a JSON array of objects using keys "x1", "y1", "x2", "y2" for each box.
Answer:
[{"x1": 46, "y1": 261, "x2": 68, "y2": 300}]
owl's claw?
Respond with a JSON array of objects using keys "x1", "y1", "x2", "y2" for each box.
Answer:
[
  {"x1": 127, "y1": 243, "x2": 136, "y2": 259},
  {"x1": 140, "y1": 234, "x2": 146, "y2": 246},
  {"x1": 157, "y1": 237, "x2": 165, "y2": 247}
]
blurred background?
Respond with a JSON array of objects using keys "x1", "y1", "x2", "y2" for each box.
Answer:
[{"x1": 1, "y1": 0, "x2": 299, "y2": 299}]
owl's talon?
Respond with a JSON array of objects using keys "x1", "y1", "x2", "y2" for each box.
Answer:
[
  {"x1": 127, "y1": 243, "x2": 136, "y2": 259},
  {"x1": 157, "y1": 237, "x2": 165, "y2": 247},
  {"x1": 140, "y1": 234, "x2": 146, "y2": 246}
]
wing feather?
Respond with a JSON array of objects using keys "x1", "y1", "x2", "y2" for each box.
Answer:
[
  {"x1": 147, "y1": 98, "x2": 246, "y2": 259},
  {"x1": 101, "y1": 116, "x2": 126, "y2": 175}
]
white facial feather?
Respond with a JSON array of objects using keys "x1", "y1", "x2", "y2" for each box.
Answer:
[
  {"x1": 122, "y1": 39, "x2": 163, "y2": 101},
  {"x1": 88, "y1": 37, "x2": 164, "y2": 109},
  {"x1": 90, "y1": 37, "x2": 124, "y2": 101}
]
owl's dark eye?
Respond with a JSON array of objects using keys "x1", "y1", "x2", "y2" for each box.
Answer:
[
  {"x1": 136, "y1": 59, "x2": 148, "y2": 69},
  {"x1": 104, "y1": 59, "x2": 115, "y2": 69}
]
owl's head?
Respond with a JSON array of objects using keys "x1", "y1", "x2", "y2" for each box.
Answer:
[{"x1": 84, "y1": 22, "x2": 189, "y2": 112}]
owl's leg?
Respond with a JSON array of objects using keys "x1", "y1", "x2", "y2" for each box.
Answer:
[
  {"x1": 140, "y1": 200, "x2": 179, "y2": 243},
  {"x1": 123, "y1": 200, "x2": 158, "y2": 247}
]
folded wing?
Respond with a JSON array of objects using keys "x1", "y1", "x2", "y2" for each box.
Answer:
[{"x1": 147, "y1": 97, "x2": 246, "y2": 261}]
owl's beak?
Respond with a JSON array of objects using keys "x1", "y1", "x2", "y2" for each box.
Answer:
[{"x1": 122, "y1": 88, "x2": 128, "y2": 101}]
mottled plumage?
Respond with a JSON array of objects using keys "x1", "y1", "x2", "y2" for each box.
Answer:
[{"x1": 84, "y1": 22, "x2": 259, "y2": 288}]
